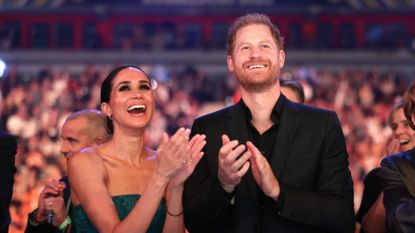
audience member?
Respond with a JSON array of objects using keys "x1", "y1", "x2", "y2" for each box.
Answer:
[
  {"x1": 68, "y1": 65, "x2": 205, "y2": 232},
  {"x1": 280, "y1": 79, "x2": 305, "y2": 103},
  {"x1": 0, "y1": 131, "x2": 17, "y2": 233},
  {"x1": 379, "y1": 82, "x2": 415, "y2": 233},
  {"x1": 25, "y1": 109, "x2": 111, "y2": 233},
  {"x1": 357, "y1": 99, "x2": 415, "y2": 233},
  {"x1": 183, "y1": 13, "x2": 355, "y2": 233}
]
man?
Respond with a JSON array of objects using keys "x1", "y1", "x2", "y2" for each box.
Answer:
[
  {"x1": 183, "y1": 13, "x2": 355, "y2": 233},
  {"x1": 0, "y1": 131, "x2": 17, "y2": 233},
  {"x1": 280, "y1": 79, "x2": 305, "y2": 104},
  {"x1": 25, "y1": 109, "x2": 111, "y2": 233}
]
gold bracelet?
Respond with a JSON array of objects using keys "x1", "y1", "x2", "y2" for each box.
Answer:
[{"x1": 167, "y1": 209, "x2": 183, "y2": 217}]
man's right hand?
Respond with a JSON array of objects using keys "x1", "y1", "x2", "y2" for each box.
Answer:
[
  {"x1": 217, "y1": 134, "x2": 251, "y2": 193},
  {"x1": 37, "y1": 180, "x2": 67, "y2": 226}
]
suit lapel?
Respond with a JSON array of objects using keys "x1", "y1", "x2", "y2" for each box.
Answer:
[
  {"x1": 225, "y1": 102, "x2": 249, "y2": 144},
  {"x1": 270, "y1": 97, "x2": 301, "y2": 177},
  {"x1": 225, "y1": 102, "x2": 260, "y2": 206}
]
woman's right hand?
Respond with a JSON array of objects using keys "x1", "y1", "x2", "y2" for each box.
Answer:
[
  {"x1": 384, "y1": 137, "x2": 400, "y2": 156},
  {"x1": 155, "y1": 128, "x2": 191, "y2": 180}
]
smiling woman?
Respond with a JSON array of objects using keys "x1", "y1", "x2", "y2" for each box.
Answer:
[{"x1": 67, "y1": 65, "x2": 206, "y2": 233}]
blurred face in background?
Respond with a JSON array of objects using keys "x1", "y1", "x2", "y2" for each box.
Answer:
[
  {"x1": 281, "y1": 86, "x2": 301, "y2": 103},
  {"x1": 390, "y1": 107, "x2": 415, "y2": 152}
]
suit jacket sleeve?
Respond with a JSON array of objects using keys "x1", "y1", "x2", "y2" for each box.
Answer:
[
  {"x1": 0, "y1": 132, "x2": 17, "y2": 233},
  {"x1": 184, "y1": 119, "x2": 234, "y2": 233},
  {"x1": 25, "y1": 217, "x2": 60, "y2": 233},
  {"x1": 277, "y1": 111, "x2": 355, "y2": 232},
  {"x1": 380, "y1": 155, "x2": 415, "y2": 233}
]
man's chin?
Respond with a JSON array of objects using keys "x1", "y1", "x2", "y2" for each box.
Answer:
[{"x1": 238, "y1": 78, "x2": 278, "y2": 92}]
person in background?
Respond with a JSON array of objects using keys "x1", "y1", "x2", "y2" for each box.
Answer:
[
  {"x1": 357, "y1": 99, "x2": 415, "y2": 233},
  {"x1": 25, "y1": 109, "x2": 111, "y2": 233},
  {"x1": 280, "y1": 79, "x2": 305, "y2": 103},
  {"x1": 379, "y1": 82, "x2": 415, "y2": 233},
  {"x1": 183, "y1": 13, "x2": 354, "y2": 233},
  {"x1": 0, "y1": 131, "x2": 17, "y2": 233},
  {"x1": 68, "y1": 65, "x2": 206, "y2": 233}
]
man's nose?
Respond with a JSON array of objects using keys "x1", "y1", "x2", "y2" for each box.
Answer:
[
  {"x1": 60, "y1": 142, "x2": 70, "y2": 155},
  {"x1": 249, "y1": 46, "x2": 262, "y2": 59}
]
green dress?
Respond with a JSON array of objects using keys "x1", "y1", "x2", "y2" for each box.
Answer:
[{"x1": 72, "y1": 194, "x2": 166, "y2": 233}]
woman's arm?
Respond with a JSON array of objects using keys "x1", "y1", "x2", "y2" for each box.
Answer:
[
  {"x1": 68, "y1": 150, "x2": 170, "y2": 233},
  {"x1": 162, "y1": 134, "x2": 206, "y2": 233},
  {"x1": 68, "y1": 129, "x2": 194, "y2": 233}
]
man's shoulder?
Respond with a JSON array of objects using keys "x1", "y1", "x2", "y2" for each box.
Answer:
[
  {"x1": 285, "y1": 101, "x2": 337, "y2": 123},
  {"x1": 0, "y1": 131, "x2": 17, "y2": 158},
  {"x1": 292, "y1": 101, "x2": 335, "y2": 115},
  {"x1": 194, "y1": 104, "x2": 235, "y2": 123},
  {"x1": 0, "y1": 131, "x2": 17, "y2": 144}
]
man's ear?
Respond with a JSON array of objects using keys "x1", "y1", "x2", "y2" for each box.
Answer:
[
  {"x1": 279, "y1": 50, "x2": 285, "y2": 69},
  {"x1": 101, "y1": 103, "x2": 111, "y2": 118},
  {"x1": 227, "y1": 55, "x2": 234, "y2": 73},
  {"x1": 94, "y1": 138, "x2": 105, "y2": 146}
]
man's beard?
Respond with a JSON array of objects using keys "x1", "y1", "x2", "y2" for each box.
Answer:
[{"x1": 234, "y1": 67, "x2": 280, "y2": 92}]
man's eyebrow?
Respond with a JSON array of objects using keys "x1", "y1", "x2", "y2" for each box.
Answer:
[{"x1": 64, "y1": 136, "x2": 79, "y2": 142}]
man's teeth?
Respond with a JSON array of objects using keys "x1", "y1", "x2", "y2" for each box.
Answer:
[{"x1": 248, "y1": 64, "x2": 266, "y2": 70}]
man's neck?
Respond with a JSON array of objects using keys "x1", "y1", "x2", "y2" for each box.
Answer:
[{"x1": 241, "y1": 87, "x2": 281, "y2": 134}]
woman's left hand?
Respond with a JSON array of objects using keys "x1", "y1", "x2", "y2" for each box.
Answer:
[{"x1": 168, "y1": 134, "x2": 206, "y2": 187}]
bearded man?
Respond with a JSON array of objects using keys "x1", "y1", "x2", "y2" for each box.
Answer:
[{"x1": 183, "y1": 13, "x2": 355, "y2": 233}]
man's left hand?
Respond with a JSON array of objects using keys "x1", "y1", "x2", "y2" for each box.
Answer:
[{"x1": 246, "y1": 141, "x2": 280, "y2": 201}]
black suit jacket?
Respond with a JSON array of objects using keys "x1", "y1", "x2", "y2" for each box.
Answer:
[
  {"x1": 379, "y1": 149, "x2": 415, "y2": 233},
  {"x1": 0, "y1": 131, "x2": 17, "y2": 233},
  {"x1": 184, "y1": 96, "x2": 355, "y2": 233}
]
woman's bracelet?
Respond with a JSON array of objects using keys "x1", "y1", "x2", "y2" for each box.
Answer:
[
  {"x1": 167, "y1": 209, "x2": 183, "y2": 217},
  {"x1": 58, "y1": 216, "x2": 72, "y2": 231}
]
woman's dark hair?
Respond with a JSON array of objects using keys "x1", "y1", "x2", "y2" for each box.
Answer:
[
  {"x1": 403, "y1": 81, "x2": 415, "y2": 130},
  {"x1": 100, "y1": 65, "x2": 150, "y2": 133}
]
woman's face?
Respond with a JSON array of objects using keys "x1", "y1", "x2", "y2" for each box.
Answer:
[
  {"x1": 390, "y1": 107, "x2": 415, "y2": 152},
  {"x1": 102, "y1": 67, "x2": 154, "y2": 131}
]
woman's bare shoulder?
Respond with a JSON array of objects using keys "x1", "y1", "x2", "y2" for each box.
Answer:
[{"x1": 68, "y1": 147, "x2": 102, "y2": 164}]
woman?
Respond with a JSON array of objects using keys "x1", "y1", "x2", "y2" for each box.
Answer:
[
  {"x1": 68, "y1": 65, "x2": 206, "y2": 233},
  {"x1": 386, "y1": 99, "x2": 415, "y2": 155},
  {"x1": 378, "y1": 83, "x2": 415, "y2": 233},
  {"x1": 357, "y1": 99, "x2": 415, "y2": 233}
]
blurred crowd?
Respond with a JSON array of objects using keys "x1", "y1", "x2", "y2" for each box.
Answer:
[{"x1": 0, "y1": 64, "x2": 413, "y2": 233}]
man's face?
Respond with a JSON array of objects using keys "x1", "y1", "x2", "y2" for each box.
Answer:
[
  {"x1": 227, "y1": 24, "x2": 285, "y2": 92},
  {"x1": 60, "y1": 117, "x2": 95, "y2": 158}
]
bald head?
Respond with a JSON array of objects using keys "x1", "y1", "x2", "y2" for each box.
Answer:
[{"x1": 60, "y1": 109, "x2": 111, "y2": 158}]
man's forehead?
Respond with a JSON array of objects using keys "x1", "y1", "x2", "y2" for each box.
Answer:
[{"x1": 61, "y1": 117, "x2": 89, "y2": 135}]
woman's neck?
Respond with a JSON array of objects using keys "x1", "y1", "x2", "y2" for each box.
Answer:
[{"x1": 109, "y1": 127, "x2": 147, "y2": 164}]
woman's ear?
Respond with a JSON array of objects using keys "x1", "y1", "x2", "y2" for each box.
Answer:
[{"x1": 101, "y1": 103, "x2": 112, "y2": 118}]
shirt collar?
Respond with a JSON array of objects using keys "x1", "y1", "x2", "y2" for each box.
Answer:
[{"x1": 240, "y1": 94, "x2": 284, "y2": 124}]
